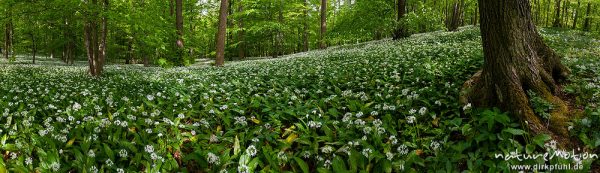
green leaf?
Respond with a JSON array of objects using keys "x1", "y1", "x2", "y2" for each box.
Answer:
[
  {"x1": 293, "y1": 157, "x2": 309, "y2": 173},
  {"x1": 332, "y1": 157, "x2": 348, "y2": 173},
  {"x1": 503, "y1": 128, "x2": 526, "y2": 136}
]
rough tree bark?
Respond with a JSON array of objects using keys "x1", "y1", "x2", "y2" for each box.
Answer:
[
  {"x1": 462, "y1": 0, "x2": 572, "y2": 143},
  {"x1": 215, "y1": 0, "x2": 229, "y2": 67},
  {"x1": 553, "y1": 0, "x2": 562, "y2": 27},
  {"x1": 320, "y1": 0, "x2": 327, "y2": 49},
  {"x1": 393, "y1": 0, "x2": 409, "y2": 40}
]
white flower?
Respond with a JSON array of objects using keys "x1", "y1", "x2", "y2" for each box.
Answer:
[
  {"x1": 386, "y1": 152, "x2": 394, "y2": 160},
  {"x1": 145, "y1": 145, "x2": 154, "y2": 153},
  {"x1": 9, "y1": 152, "x2": 17, "y2": 159},
  {"x1": 246, "y1": 145, "x2": 258, "y2": 157},
  {"x1": 117, "y1": 168, "x2": 125, "y2": 173},
  {"x1": 119, "y1": 149, "x2": 128, "y2": 158},
  {"x1": 397, "y1": 144, "x2": 409, "y2": 155},
  {"x1": 321, "y1": 146, "x2": 334, "y2": 154},
  {"x1": 106, "y1": 159, "x2": 114, "y2": 167},
  {"x1": 25, "y1": 157, "x2": 33, "y2": 165},
  {"x1": 50, "y1": 161, "x2": 60, "y2": 171},
  {"x1": 207, "y1": 152, "x2": 220, "y2": 165},
  {"x1": 430, "y1": 141, "x2": 441, "y2": 151},
  {"x1": 90, "y1": 166, "x2": 98, "y2": 173},
  {"x1": 238, "y1": 164, "x2": 249, "y2": 173},
  {"x1": 146, "y1": 95, "x2": 155, "y2": 101},
  {"x1": 308, "y1": 121, "x2": 322, "y2": 129},
  {"x1": 409, "y1": 109, "x2": 417, "y2": 114},
  {"x1": 150, "y1": 153, "x2": 158, "y2": 160},
  {"x1": 356, "y1": 112, "x2": 364, "y2": 118},
  {"x1": 178, "y1": 113, "x2": 185, "y2": 119},
  {"x1": 463, "y1": 103, "x2": 472, "y2": 111},
  {"x1": 88, "y1": 150, "x2": 95, "y2": 158},
  {"x1": 277, "y1": 151, "x2": 288, "y2": 161},
  {"x1": 406, "y1": 116, "x2": 416, "y2": 124},
  {"x1": 72, "y1": 102, "x2": 81, "y2": 111},
  {"x1": 362, "y1": 148, "x2": 372, "y2": 158},
  {"x1": 419, "y1": 107, "x2": 427, "y2": 115}
]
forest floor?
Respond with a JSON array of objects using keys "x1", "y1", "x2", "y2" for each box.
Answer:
[{"x1": 0, "y1": 26, "x2": 599, "y2": 172}]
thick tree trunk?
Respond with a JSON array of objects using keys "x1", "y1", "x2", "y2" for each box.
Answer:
[
  {"x1": 393, "y1": 0, "x2": 409, "y2": 40},
  {"x1": 463, "y1": 0, "x2": 571, "y2": 142},
  {"x1": 583, "y1": 2, "x2": 592, "y2": 31},
  {"x1": 215, "y1": 0, "x2": 229, "y2": 67},
  {"x1": 553, "y1": 0, "x2": 562, "y2": 27},
  {"x1": 98, "y1": 0, "x2": 108, "y2": 74},
  {"x1": 320, "y1": 0, "x2": 327, "y2": 49}
]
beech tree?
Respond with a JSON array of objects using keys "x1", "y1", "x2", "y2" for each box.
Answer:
[
  {"x1": 462, "y1": 0, "x2": 571, "y2": 141},
  {"x1": 175, "y1": 0, "x2": 184, "y2": 64},
  {"x1": 215, "y1": 0, "x2": 228, "y2": 67},
  {"x1": 393, "y1": 0, "x2": 409, "y2": 40},
  {"x1": 83, "y1": 0, "x2": 109, "y2": 76},
  {"x1": 320, "y1": 0, "x2": 327, "y2": 49}
]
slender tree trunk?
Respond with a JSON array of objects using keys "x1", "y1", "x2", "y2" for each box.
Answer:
[
  {"x1": 320, "y1": 0, "x2": 327, "y2": 49},
  {"x1": 175, "y1": 0, "x2": 184, "y2": 65},
  {"x1": 553, "y1": 0, "x2": 562, "y2": 27},
  {"x1": 238, "y1": 4, "x2": 245, "y2": 59},
  {"x1": 170, "y1": 0, "x2": 174, "y2": 16},
  {"x1": 274, "y1": 0, "x2": 284, "y2": 58},
  {"x1": 83, "y1": 0, "x2": 107, "y2": 76},
  {"x1": 463, "y1": 0, "x2": 571, "y2": 141},
  {"x1": 573, "y1": 0, "x2": 580, "y2": 29},
  {"x1": 4, "y1": 14, "x2": 12, "y2": 60},
  {"x1": 303, "y1": 0, "x2": 309, "y2": 52},
  {"x1": 215, "y1": 0, "x2": 229, "y2": 66},
  {"x1": 583, "y1": 2, "x2": 592, "y2": 31},
  {"x1": 31, "y1": 33, "x2": 36, "y2": 64},
  {"x1": 562, "y1": 0, "x2": 568, "y2": 26}
]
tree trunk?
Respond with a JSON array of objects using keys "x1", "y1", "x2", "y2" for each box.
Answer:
[
  {"x1": 170, "y1": 0, "x2": 174, "y2": 16},
  {"x1": 215, "y1": 0, "x2": 229, "y2": 67},
  {"x1": 572, "y1": 0, "x2": 580, "y2": 29},
  {"x1": 303, "y1": 0, "x2": 309, "y2": 52},
  {"x1": 320, "y1": 0, "x2": 327, "y2": 49},
  {"x1": 4, "y1": 14, "x2": 12, "y2": 60},
  {"x1": 83, "y1": 0, "x2": 108, "y2": 76},
  {"x1": 31, "y1": 33, "x2": 36, "y2": 64},
  {"x1": 562, "y1": 0, "x2": 568, "y2": 27},
  {"x1": 175, "y1": 0, "x2": 184, "y2": 65},
  {"x1": 463, "y1": 0, "x2": 572, "y2": 142},
  {"x1": 393, "y1": 0, "x2": 409, "y2": 40},
  {"x1": 583, "y1": 2, "x2": 591, "y2": 31},
  {"x1": 553, "y1": 0, "x2": 562, "y2": 27},
  {"x1": 238, "y1": 4, "x2": 245, "y2": 60},
  {"x1": 447, "y1": 0, "x2": 463, "y2": 31},
  {"x1": 274, "y1": 0, "x2": 284, "y2": 58}
]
